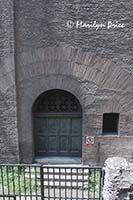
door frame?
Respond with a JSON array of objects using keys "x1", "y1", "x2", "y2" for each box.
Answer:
[{"x1": 34, "y1": 112, "x2": 82, "y2": 118}]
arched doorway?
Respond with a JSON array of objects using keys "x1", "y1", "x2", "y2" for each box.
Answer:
[{"x1": 33, "y1": 89, "x2": 82, "y2": 158}]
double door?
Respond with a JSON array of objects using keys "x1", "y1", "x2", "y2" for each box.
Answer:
[{"x1": 34, "y1": 114, "x2": 82, "y2": 157}]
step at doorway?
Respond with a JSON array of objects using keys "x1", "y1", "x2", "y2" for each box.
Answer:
[{"x1": 35, "y1": 156, "x2": 82, "y2": 165}]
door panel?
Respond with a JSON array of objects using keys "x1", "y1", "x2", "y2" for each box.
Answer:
[
  {"x1": 60, "y1": 136, "x2": 69, "y2": 152},
  {"x1": 72, "y1": 118, "x2": 82, "y2": 135},
  {"x1": 35, "y1": 116, "x2": 82, "y2": 157},
  {"x1": 71, "y1": 136, "x2": 81, "y2": 152},
  {"x1": 71, "y1": 118, "x2": 82, "y2": 154},
  {"x1": 48, "y1": 118, "x2": 59, "y2": 134},
  {"x1": 35, "y1": 118, "x2": 47, "y2": 134},
  {"x1": 48, "y1": 136, "x2": 58, "y2": 152},
  {"x1": 36, "y1": 136, "x2": 48, "y2": 154},
  {"x1": 59, "y1": 118, "x2": 70, "y2": 153},
  {"x1": 60, "y1": 118, "x2": 70, "y2": 135},
  {"x1": 47, "y1": 118, "x2": 59, "y2": 154}
]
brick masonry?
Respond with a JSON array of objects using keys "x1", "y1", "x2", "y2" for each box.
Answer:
[
  {"x1": 0, "y1": 0, "x2": 133, "y2": 164},
  {"x1": 0, "y1": 0, "x2": 19, "y2": 163}
]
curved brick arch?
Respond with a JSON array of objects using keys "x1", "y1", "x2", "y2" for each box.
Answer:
[
  {"x1": 17, "y1": 46, "x2": 133, "y2": 115},
  {"x1": 19, "y1": 74, "x2": 85, "y2": 112},
  {"x1": 18, "y1": 46, "x2": 132, "y2": 92}
]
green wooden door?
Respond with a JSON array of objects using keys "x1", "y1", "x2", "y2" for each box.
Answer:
[
  {"x1": 33, "y1": 89, "x2": 82, "y2": 157},
  {"x1": 34, "y1": 114, "x2": 82, "y2": 157}
]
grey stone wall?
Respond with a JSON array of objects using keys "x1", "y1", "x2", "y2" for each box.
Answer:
[
  {"x1": 103, "y1": 157, "x2": 133, "y2": 200},
  {"x1": 0, "y1": 0, "x2": 19, "y2": 163}
]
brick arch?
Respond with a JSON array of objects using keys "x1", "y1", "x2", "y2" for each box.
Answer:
[
  {"x1": 19, "y1": 74, "x2": 85, "y2": 113},
  {"x1": 17, "y1": 46, "x2": 133, "y2": 116},
  {"x1": 18, "y1": 46, "x2": 132, "y2": 93}
]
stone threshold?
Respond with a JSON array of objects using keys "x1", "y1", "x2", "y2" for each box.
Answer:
[{"x1": 34, "y1": 156, "x2": 82, "y2": 165}]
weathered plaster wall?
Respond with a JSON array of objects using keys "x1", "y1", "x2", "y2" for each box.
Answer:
[{"x1": 0, "y1": 0, "x2": 19, "y2": 163}]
